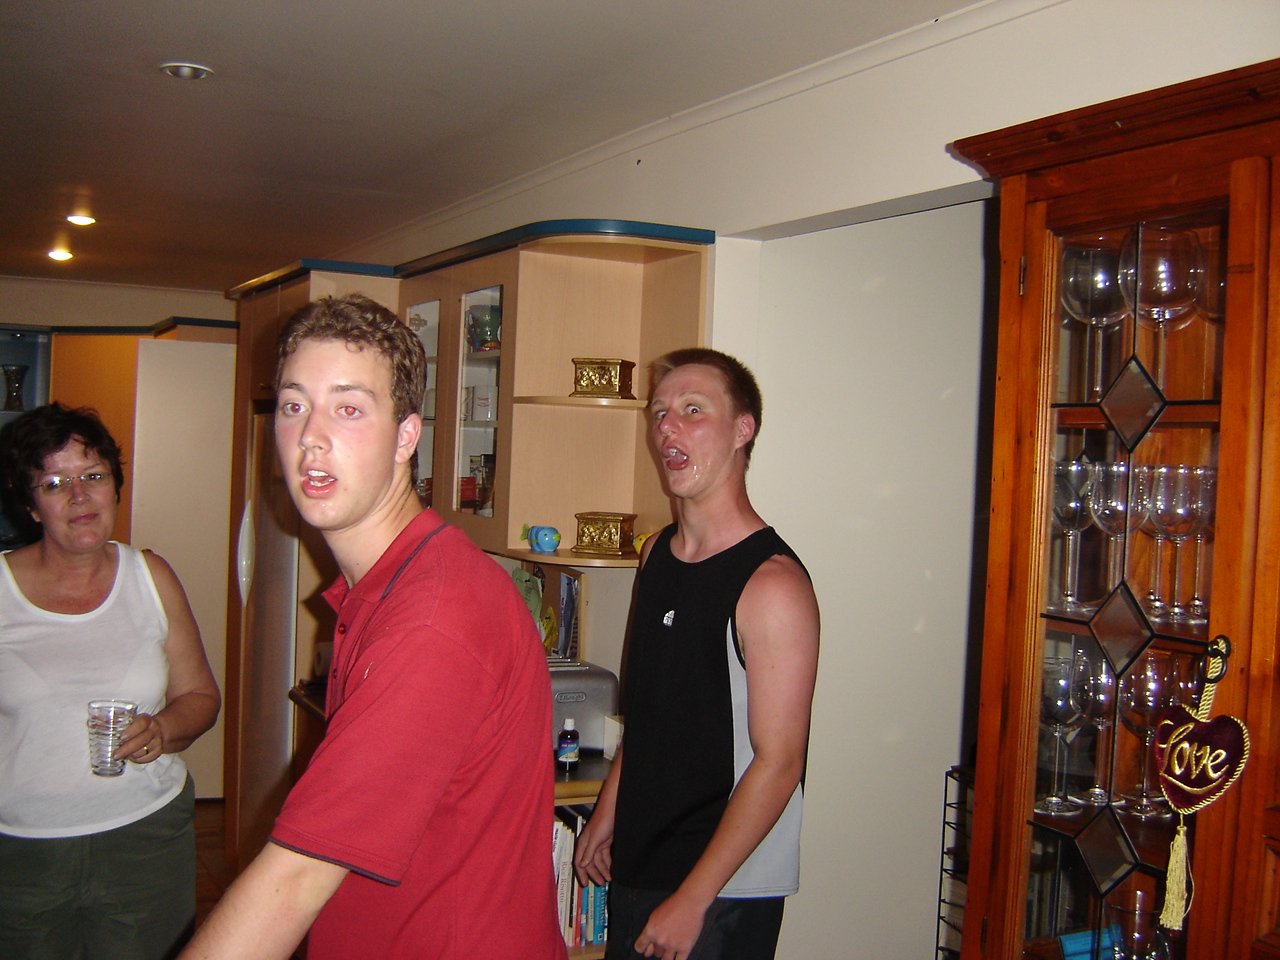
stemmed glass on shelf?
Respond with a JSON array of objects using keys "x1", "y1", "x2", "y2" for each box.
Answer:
[
  {"x1": 1087, "y1": 461, "x2": 1148, "y2": 593},
  {"x1": 1134, "y1": 466, "x2": 1168, "y2": 622},
  {"x1": 1050, "y1": 461, "x2": 1094, "y2": 614},
  {"x1": 1061, "y1": 236, "x2": 1128, "y2": 401},
  {"x1": 1119, "y1": 225, "x2": 1205, "y2": 389},
  {"x1": 1119, "y1": 648, "x2": 1184, "y2": 819},
  {"x1": 1186, "y1": 466, "x2": 1217, "y2": 625},
  {"x1": 1150, "y1": 465, "x2": 1215, "y2": 625},
  {"x1": 1035, "y1": 657, "x2": 1085, "y2": 817},
  {"x1": 1070, "y1": 647, "x2": 1118, "y2": 806}
]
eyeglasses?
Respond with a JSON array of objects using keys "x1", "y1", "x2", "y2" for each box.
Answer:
[{"x1": 30, "y1": 472, "x2": 113, "y2": 497}]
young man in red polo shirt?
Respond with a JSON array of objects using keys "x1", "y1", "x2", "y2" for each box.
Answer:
[{"x1": 182, "y1": 294, "x2": 565, "y2": 960}]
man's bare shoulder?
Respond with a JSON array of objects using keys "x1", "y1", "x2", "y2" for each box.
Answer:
[
  {"x1": 751, "y1": 552, "x2": 812, "y2": 592},
  {"x1": 740, "y1": 551, "x2": 819, "y2": 626}
]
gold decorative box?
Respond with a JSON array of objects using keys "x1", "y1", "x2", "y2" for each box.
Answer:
[
  {"x1": 572, "y1": 512, "x2": 638, "y2": 557},
  {"x1": 571, "y1": 358, "x2": 636, "y2": 400}
]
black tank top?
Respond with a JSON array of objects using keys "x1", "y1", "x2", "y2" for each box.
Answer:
[{"x1": 611, "y1": 524, "x2": 805, "y2": 890}]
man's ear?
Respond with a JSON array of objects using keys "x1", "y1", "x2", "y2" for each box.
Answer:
[
  {"x1": 735, "y1": 413, "x2": 756, "y2": 450},
  {"x1": 395, "y1": 413, "x2": 422, "y2": 464}
]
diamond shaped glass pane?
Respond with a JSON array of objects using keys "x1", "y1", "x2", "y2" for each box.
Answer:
[
  {"x1": 1075, "y1": 805, "x2": 1138, "y2": 895},
  {"x1": 1100, "y1": 358, "x2": 1165, "y2": 451},
  {"x1": 1089, "y1": 581, "x2": 1152, "y2": 677}
]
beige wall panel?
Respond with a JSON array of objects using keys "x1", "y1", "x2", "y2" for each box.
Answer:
[{"x1": 131, "y1": 339, "x2": 235, "y2": 797}]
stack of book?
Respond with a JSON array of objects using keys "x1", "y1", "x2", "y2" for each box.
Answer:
[{"x1": 554, "y1": 805, "x2": 608, "y2": 949}]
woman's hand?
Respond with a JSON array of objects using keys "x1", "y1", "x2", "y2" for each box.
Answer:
[{"x1": 118, "y1": 712, "x2": 167, "y2": 764}]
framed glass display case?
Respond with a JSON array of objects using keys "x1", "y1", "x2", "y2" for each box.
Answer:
[
  {"x1": 953, "y1": 59, "x2": 1280, "y2": 959},
  {"x1": 457, "y1": 284, "x2": 502, "y2": 517}
]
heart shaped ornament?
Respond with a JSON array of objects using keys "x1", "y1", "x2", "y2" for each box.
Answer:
[{"x1": 1154, "y1": 704, "x2": 1250, "y2": 814}]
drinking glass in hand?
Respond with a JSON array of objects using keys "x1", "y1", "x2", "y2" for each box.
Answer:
[
  {"x1": 87, "y1": 699, "x2": 137, "y2": 778},
  {"x1": 1035, "y1": 657, "x2": 1084, "y2": 816}
]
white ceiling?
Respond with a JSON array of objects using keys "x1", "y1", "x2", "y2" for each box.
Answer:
[{"x1": 1, "y1": 0, "x2": 976, "y2": 292}]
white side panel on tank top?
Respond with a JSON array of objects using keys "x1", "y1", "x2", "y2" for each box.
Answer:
[{"x1": 722, "y1": 620, "x2": 803, "y2": 898}]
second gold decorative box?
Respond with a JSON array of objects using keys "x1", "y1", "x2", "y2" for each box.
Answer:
[
  {"x1": 572, "y1": 512, "x2": 638, "y2": 557},
  {"x1": 571, "y1": 358, "x2": 636, "y2": 400}
]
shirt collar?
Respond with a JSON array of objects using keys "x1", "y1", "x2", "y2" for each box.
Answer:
[{"x1": 322, "y1": 508, "x2": 446, "y2": 612}]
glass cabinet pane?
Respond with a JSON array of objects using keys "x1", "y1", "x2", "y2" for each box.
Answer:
[
  {"x1": 407, "y1": 300, "x2": 440, "y2": 507},
  {"x1": 457, "y1": 285, "x2": 502, "y2": 517},
  {"x1": 1028, "y1": 209, "x2": 1228, "y2": 955}
]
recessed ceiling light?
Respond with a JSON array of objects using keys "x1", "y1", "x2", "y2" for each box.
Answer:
[
  {"x1": 67, "y1": 214, "x2": 95, "y2": 226},
  {"x1": 159, "y1": 61, "x2": 214, "y2": 80},
  {"x1": 49, "y1": 247, "x2": 73, "y2": 261}
]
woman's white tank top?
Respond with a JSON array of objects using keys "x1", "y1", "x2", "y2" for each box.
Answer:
[{"x1": 0, "y1": 543, "x2": 186, "y2": 837}]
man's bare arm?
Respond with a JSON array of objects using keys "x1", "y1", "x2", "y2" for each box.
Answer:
[{"x1": 179, "y1": 842, "x2": 348, "y2": 960}]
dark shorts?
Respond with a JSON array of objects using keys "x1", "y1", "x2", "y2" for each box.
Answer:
[
  {"x1": 0, "y1": 776, "x2": 196, "y2": 960},
  {"x1": 604, "y1": 883, "x2": 785, "y2": 960}
]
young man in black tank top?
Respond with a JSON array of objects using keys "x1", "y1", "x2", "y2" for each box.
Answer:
[{"x1": 575, "y1": 349, "x2": 820, "y2": 960}]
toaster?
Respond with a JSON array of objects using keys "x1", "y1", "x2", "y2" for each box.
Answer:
[{"x1": 549, "y1": 659, "x2": 618, "y2": 751}]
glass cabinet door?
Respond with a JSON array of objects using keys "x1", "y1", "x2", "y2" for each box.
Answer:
[
  {"x1": 456, "y1": 284, "x2": 502, "y2": 517},
  {"x1": 407, "y1": 299, "x2": 440, "y2": 507},
  {"x1": 1026, "y1": 206, "x2": 1234, "y2": 957}
]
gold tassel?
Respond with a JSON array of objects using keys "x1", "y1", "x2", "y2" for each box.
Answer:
[{"x1": 1159, "y1": 817, "x2": 1191, "y2": 930}]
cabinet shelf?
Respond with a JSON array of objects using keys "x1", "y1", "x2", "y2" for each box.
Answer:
[
  {"x1": 515, "y1": 395, "x2": 647, "y2": 409},
  {"x1": 494, "y1": 546, "x2": 638, "y2": 569},
  {"x1": 1053, "y1": 401, "x2": 1220, "y2": 430}
]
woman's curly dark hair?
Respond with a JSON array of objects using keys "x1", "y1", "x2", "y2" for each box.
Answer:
[{"x1": 0, "y1": 403, "x2": 125, "y2": 544}]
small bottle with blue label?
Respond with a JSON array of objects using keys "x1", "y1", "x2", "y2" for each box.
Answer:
[{"x1": 557, "y1": 718, "x2": 580, "y2": 771}]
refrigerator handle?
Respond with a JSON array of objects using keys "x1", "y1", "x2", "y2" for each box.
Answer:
[{"x1": 237, "y1": 502, "x2": 255, "y2": 605}]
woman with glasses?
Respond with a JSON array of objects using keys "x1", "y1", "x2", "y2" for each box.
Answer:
[{"x1": 0, "y1": 402, "x2": 220, "y2": 960}]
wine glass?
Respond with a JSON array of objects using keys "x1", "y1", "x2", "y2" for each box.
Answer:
[
  {"x1": 1050, "y1": 460, "x2": 1094, "y2": 614},
  {"x1": 1088, "y1": 461, "x2": 1148, "y2": 592},
  {"x1": 1119, "y1": 225, "x2": 1205, "y2": 388},
  {"x1": 1035, "y1": 657, "x2": 1084, "y2": 816},
  {"x1": 1119, "y1": 649, "x2": 1183, "y2": 819},
  {"x1": 1186, "y1": 466, "x2": 1217, "y2": 625},
  {"x1": 1061, "y1": 236, "x2": 1127, "y2": 400},
  {"x1": 1071, "y1": 647, "x2": 1118, "y2": 805},
  {"x1": 1107, "y1": 888, "x2": 1170, "y2": 960},
  {"x1": 1135, "y1": 466, "x2": 1168, "y2": 622},
  {"x1": 1150, "y1": 464, "x2": 1213, "y2": 624}
]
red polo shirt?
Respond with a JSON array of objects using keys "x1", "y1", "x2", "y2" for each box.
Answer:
[{"x1": 271, "y1": 509, "x2": 566, "y2": 960}]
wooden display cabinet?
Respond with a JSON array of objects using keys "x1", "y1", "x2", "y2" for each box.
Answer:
[{"x1": 952, "y1": 59, "x2": 1280, "y2": 959}]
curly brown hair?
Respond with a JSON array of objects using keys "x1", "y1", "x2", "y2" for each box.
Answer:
[{"x1": 275, "y1": 293, "x2": 426, "y2": 425}]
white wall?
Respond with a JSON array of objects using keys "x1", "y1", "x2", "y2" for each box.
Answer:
[
  {"x1": 745, "y1": 202, "x2": 986, "y2": 957},
  {"x1": 331, "y1": 3, "x2": 1279, "y2": 957},
  {"x1": 342, "y1": 0, "x2": 1280, "y2": 265},
  {"x1": 0, "y1": 275, "x2": 234, "y2": 328}
]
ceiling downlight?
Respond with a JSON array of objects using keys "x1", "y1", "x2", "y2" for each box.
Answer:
[{"x1": 159, "y1": 62, "x2": 214, "y2": 81}]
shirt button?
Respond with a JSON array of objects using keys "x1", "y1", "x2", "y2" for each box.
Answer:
[{"x1": 337, "y1": 623, "x2": 348, "y2": 634}]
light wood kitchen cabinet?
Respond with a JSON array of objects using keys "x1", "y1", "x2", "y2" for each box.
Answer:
[
  {"x1": 395, "y1": 221, "x2": 712, "y2": 561},
  {"x1": 950, "y1": 59, "x2": 1280, "y2": 959}
]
